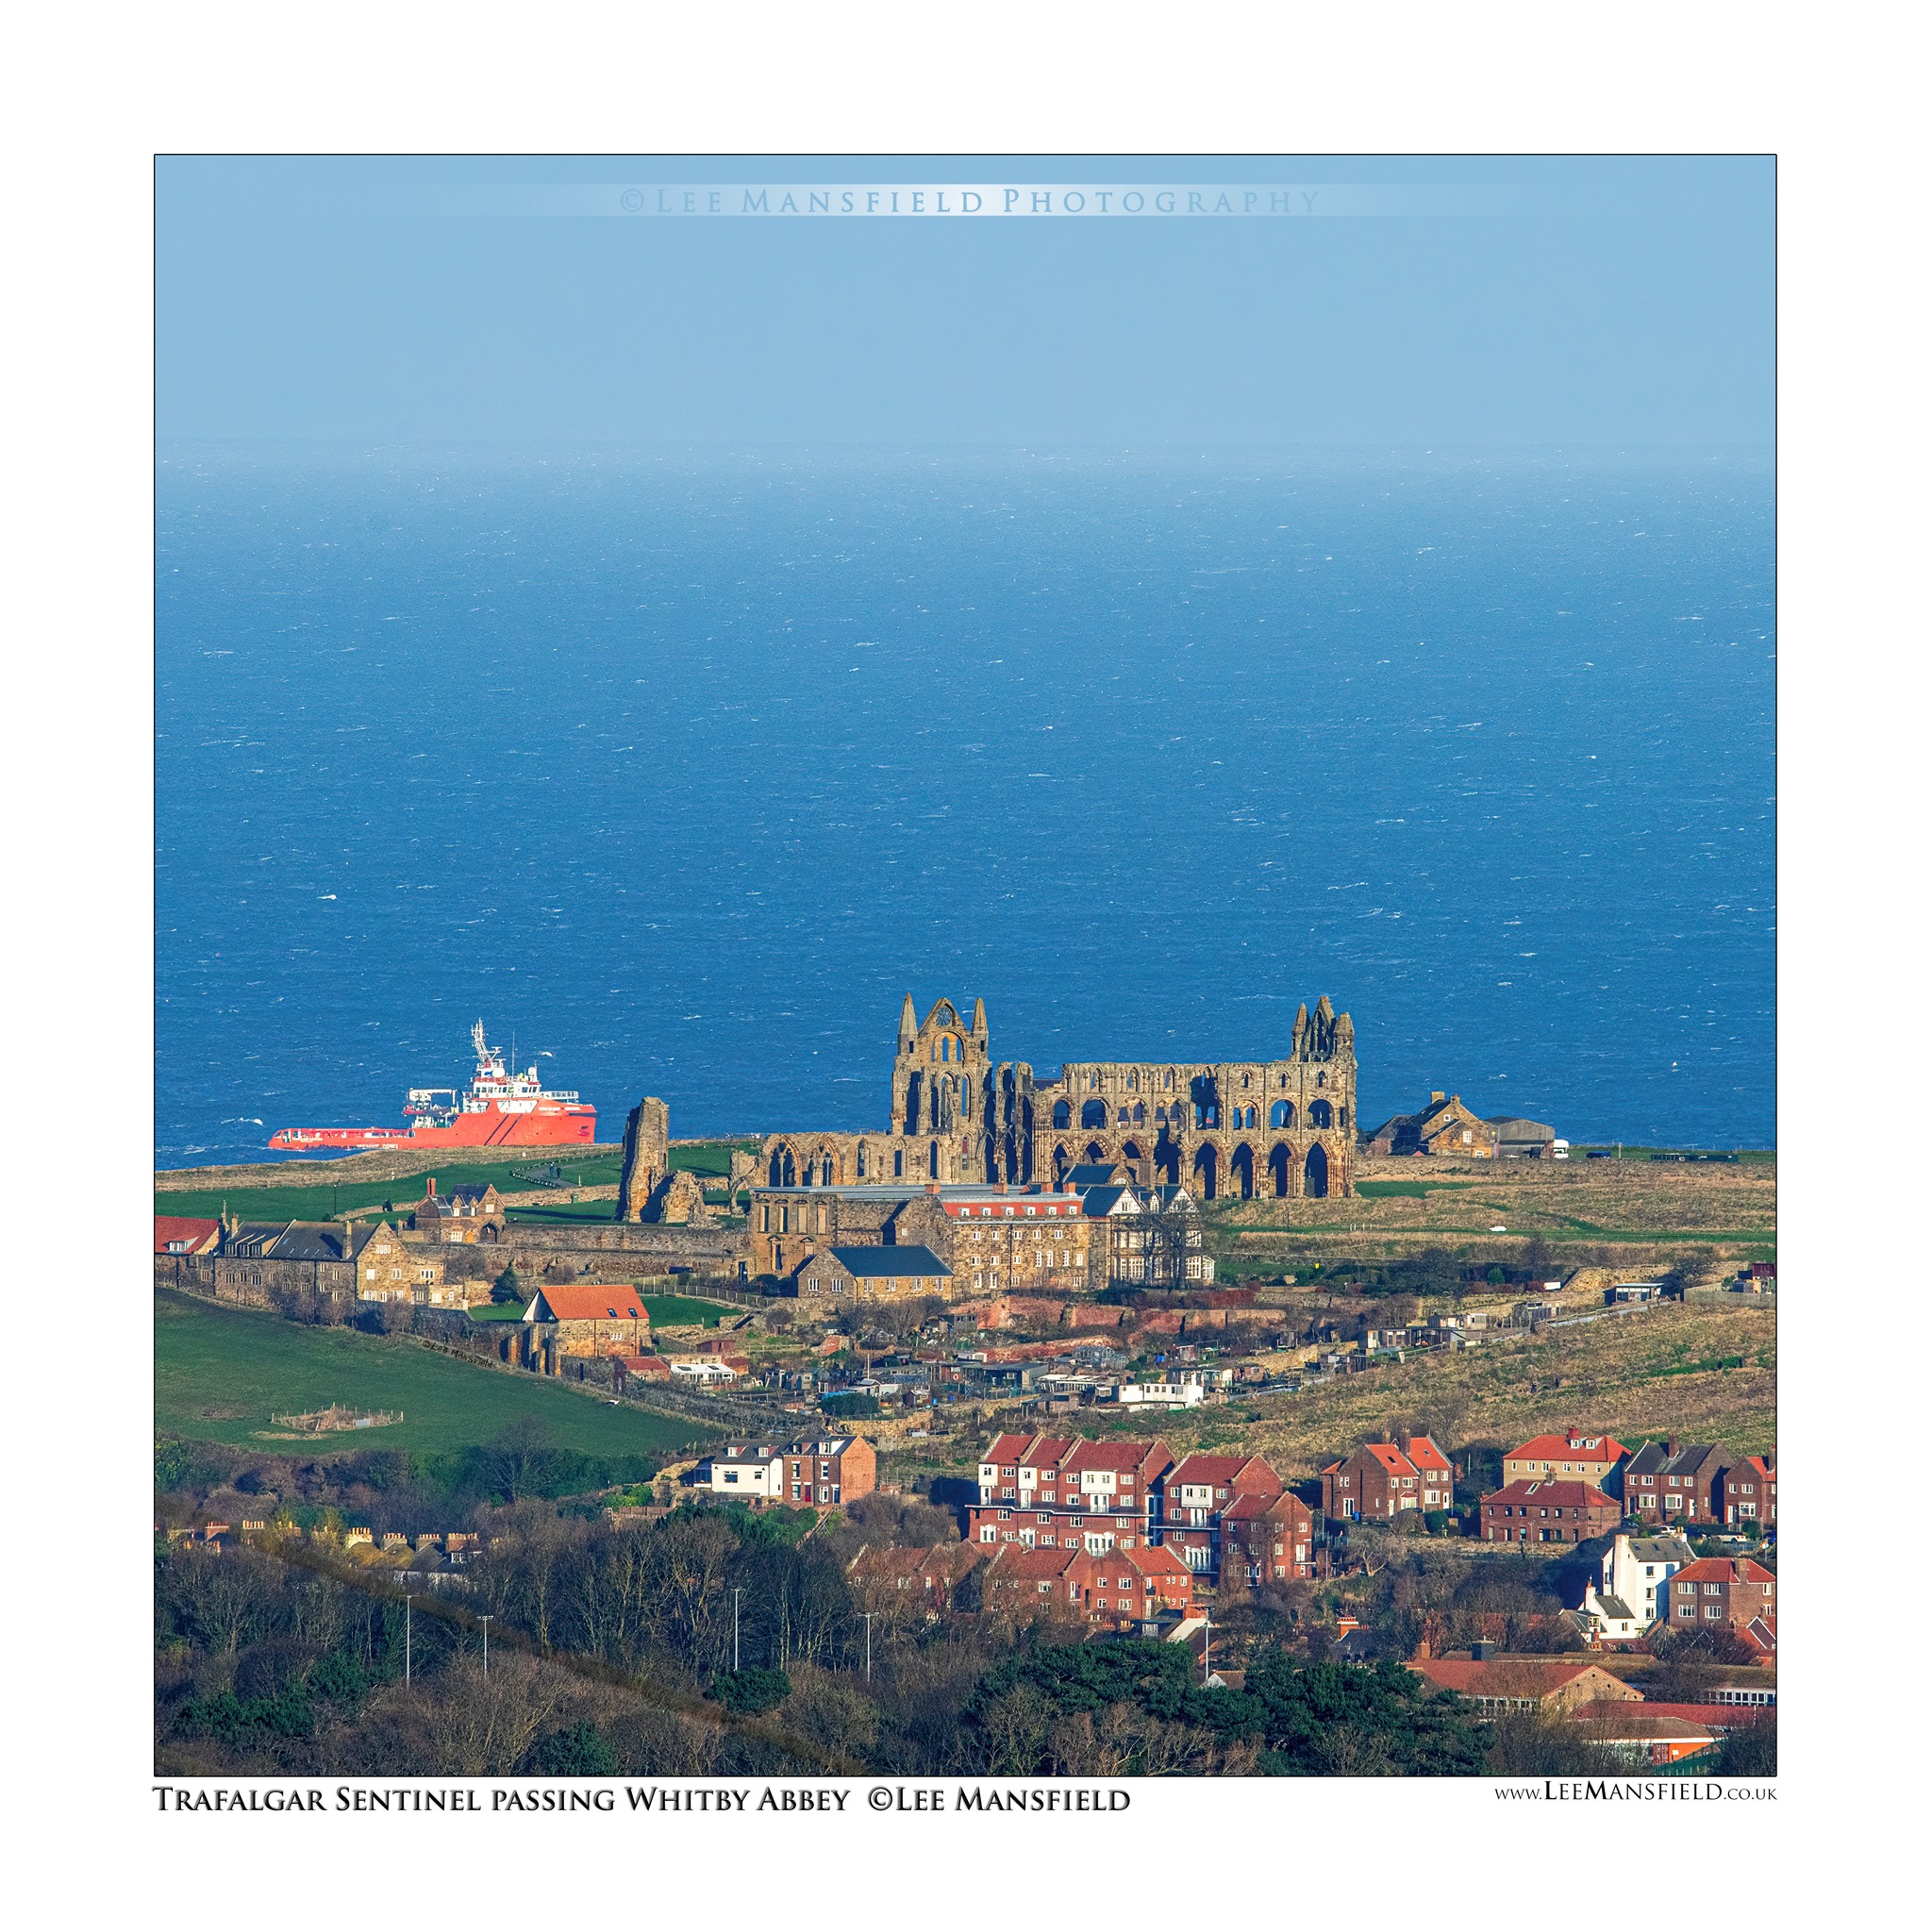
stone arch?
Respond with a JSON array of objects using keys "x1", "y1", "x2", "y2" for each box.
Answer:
[
  {"x1": 1271, "y1": 1099, "x2": 1294, "y2": 1129},
  {"x1": 770, "y1": 1143, "x2": 798, "y2": 1188},
  {"x1": 1084, "y1": 1140, "x2": 1108, "y2": 1165},
  {"x1": 1192, "y1": 1141, "x2": 1219, "y2": 1200},
  {"x1": 1052, "y1": 1099, "x2": 1072, "y2": 1130},
  {"x1": 1308, "y1": 1097, "x2": 1333, "y2": 1129},
  {"x1": 1133, "y1": 1102, "x2": 1145, "y2": 1124},
  {"x1": 1120, "y1": 1139, "x2": 1146, "y2": 1185},
  {"x1": 1338, "y1": 1105, "x2": 1349, "y2": 1132},
  {"x1": 1268, "y1": 1141, "x2": 1292, "y2": 1197},
  {"x1": 1230, "y1": 1142, "x2": 1256, "y2": 1200},
  {"x1": 855, "y1": 1141, "x2": 871, "y2": 1180},
  {"x1": 928, "y1": 1140, "x2": 941, "y2": 1180},
  {"x1": 1304, "y1": 1142, "x2": 1329, "y2": 1198},
  {"x1": 1154, "y1": 1135, "x2": 1180, "y2": 1187},
  {"x1": 1080, "y1": 1098, "x2": 1108, "y2": 1130}
]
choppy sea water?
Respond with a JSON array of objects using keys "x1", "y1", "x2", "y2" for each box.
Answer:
[{"x1": 155, "y1": 447, "x2": 1774, "y2": 1168}]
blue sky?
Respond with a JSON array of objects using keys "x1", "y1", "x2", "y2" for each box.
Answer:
[{"x1": 157, "y1": 154, "x2": 1772, "y2": 447}]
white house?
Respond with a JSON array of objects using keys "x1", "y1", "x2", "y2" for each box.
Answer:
[
  {"x1": 670, "y1": 1357, "x2": 740, "y2": 1386},
  {"x1": 1578, "y1": 1530, "x2": 1697, "y2": 1640},
  {"x1": 1099, "y1": 1380, "x2": 1204, "y2": 1411},
  {"x1": 701, "y1": 1444, "x2": 784, "y2": 1501}
]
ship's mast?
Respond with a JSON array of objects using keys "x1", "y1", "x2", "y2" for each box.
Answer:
[{"x1": 472, "y1": 1018, "x2": 490, "y2": 1073}]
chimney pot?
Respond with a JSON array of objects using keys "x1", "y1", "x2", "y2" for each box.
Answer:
[{"x1": 426, "y1": 1177, "x2": 436, "y2": 1195}]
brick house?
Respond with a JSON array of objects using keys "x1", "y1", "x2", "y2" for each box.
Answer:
[
  {"x1": 1218, "y1": 1490, "x2": 1321, "y2": 1585},
  {"x1": 1155, "y1": 1452, "x2": 1284, "y2": 1577},
  {"x1": 780, "y1": 1434, "x2": 876, "y2": 1507},
  {"x1": 1320, "y1": 1434, "x2": 1455, "y2": 1524},
  {"x1": 1481, "y1": 1478, "x2": 1622, "y2": 1544},
  {"x1": 521, "y1": 1281, "x2": 652, "y2": 1354},
  {"x1": 1722, "y1": 1454, "x2": 1776, "y2": 1527},
  {"x1": 848, "y1": 1541, "x2": 986, "y2": 1617},
  {"x1": 1664, "y1": 1557, "x2": 1777, "y2": 1637},
  {"x1": 1407, "y1": 1657, "x2": 1643, "y2": 1714},
  {"x1": 1623, "y1": 1439, "x2": 1730, "y2": 1526},
  {"x1": 980, "y1": 1541, "x2": 1194, "y2": 1628},
  {"x1": 1502, "y1": 1426, "x2": 1632, "y2": 1497},
  {"x1": 969, "y1": 1432, "x2": 1174, "y2": 1551}
]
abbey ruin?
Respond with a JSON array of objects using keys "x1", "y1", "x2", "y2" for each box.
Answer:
[{"x1": 758, "y1": 992, "x2": 1357, "y2": 1204}]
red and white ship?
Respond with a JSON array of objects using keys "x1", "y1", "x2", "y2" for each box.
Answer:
[{"x1": 270, "y1": 1021, "x2": 597, "y2": 1150}]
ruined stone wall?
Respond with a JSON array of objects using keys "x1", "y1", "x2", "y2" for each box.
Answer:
[
  {"x1": 1030, "y1": 996, "x2": 1357, "y2": 1201},
  {"x1": 615, "y1": 1096, "x2": 671, "y2": 1220}
]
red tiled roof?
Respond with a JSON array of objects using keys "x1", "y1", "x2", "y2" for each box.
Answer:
[
  {"x1": 1411, "y1": 1657, "x2": 1633, "y2": 1699},
  {"x1": 983, "y1": 1433, "x2": 1039, "y2": 1464},
  {"x1": 1674, "y1": 1557, "x2": 1776, "y2": 1586},
  {"x1": 1066, "y1": 1440, "x2": 1171, "y2": 1474},
  {"x1": 1481, "y1": 1479, "x2": 1617, "y2": 1509},
  {"x1": 1568, "y1": 1703, "x2": 1714, "y2": 1740},
  {"x1": 1116, "y1": 1543, "x2": 1191, "y2": 1578},
  {"x1": 154, "y1": 1215, "x2": 222, "y2": 1254},
  {"x1": 1363, "y1": 1443, "x2": 1417, "y2": 1474},
  {"x1": 1402, "y1": 1437, "x2": 1453, "y2": 1473},
  {"x1": 528, "y1": 1283, "x2": 651, "y2": 1322},
  {"x1": 1165, "y1": 1452, "x2": 1277, "y2": 1490},
  {"x1": 1507, "y1": 1431, "x2": 1629, "y2": 1463}
]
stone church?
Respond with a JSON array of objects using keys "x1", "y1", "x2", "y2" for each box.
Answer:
[{"x1": 758, "y1": 991, "x2": 1356, "y2": 1201}]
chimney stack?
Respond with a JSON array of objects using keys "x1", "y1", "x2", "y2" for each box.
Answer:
[
  {"x1": 1430, "y1": 1091, "x2": 1445, "y2": 1104},
  {"x1": 426, "y1": 1176, "x2": 436, "y2": 1196}
]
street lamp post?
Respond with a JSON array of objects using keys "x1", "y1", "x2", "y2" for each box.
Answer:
[
  {"x1": 405, "y1": 1595, "x2": 412, "y2": 1686},
  {"x1": 733, "y1": 1587, "x2": 743, "y2": 1673},
  {"x1": 861, "y1": 1611, "x2": 875, "y2": 1681},
  {"x1": 478, "y1": 1613, "x2": 492, "y2": 1678}
]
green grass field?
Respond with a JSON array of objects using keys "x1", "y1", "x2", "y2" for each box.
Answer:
[
  {"x1": 1354, "y1": 1180, "x2": 1474, "y2": 1200},
  {"x1": 154, "y1": 1290, "x2": 710, "y2": 1458},
  {"x1": 466, "y1": 1293, "x2": 741, "y2": 1328},
  {"x1": 154, "y1": 1140, "x2": 756, "y2": 1227}
]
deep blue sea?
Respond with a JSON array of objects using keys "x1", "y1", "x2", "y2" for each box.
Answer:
[{"x1": 155, "y1": 447, "x2": 1774, "y2": 1168}]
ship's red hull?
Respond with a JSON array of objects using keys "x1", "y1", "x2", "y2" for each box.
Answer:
[{"x1": 270, "y1": 1103, "x2": 596, "y2": 1152}]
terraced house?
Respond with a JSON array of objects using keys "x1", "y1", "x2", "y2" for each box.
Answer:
[
  {"x1": 969, "y1": 1432, "x2": 1174, "y2": 1551},
  {"x1": 1320, "y1": 1435, "x2": 1455, "y2": 1524},
  {"x1": 1502, "y1": 1426, "x2": 1632, "y2": 1496},
  {"x1": 1623, "y1": 1439, "x2": 1730, "y2": 1526}
]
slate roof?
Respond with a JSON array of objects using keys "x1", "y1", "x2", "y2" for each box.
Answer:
[
  {"x1": 1063, "y1": 1163, "x2": 1124, "y2": 1189},
  {"x1": 263, "y1": 1222, "x2": 374, "y2": 1262},
  {"x1": 827, "y1": 1245, "x2": 951, "y2": 1279}
]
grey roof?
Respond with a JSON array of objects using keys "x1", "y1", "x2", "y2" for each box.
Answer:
[
  {"x1": 263, "y1": 1221, "x2": 372, "y2": 1262},
  {"x1": 1627, "y1": 1441, "x2": 1724, "y2": 1478},
  {"x1": 1484, "y1": 1116, "x2": 1556, "y2": 1137},
  {"x1": 1594, "y1": 1594, "x2": 1637, "y2": 1622},
  {"x1": 1064, "y1": 1163, "x2": 1123, "y2": 1188},
  {"x1": 1626, "y1": 1534, "x2": 1698, "y2": 1565},
  {"x1": 826, "y1": 1245, "x2": 951, "y2": 1279},
  {"x1": 1079, "y1": 1185, "x2": 1132, "y2": 1217}
]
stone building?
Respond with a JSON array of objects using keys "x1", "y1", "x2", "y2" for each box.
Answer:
[
  {"x1": 1031, "y1": 995, "x2": 1357, "y2": 1200},
  {"x1": 758, "y1": 990, "x2": 1356, "y2": 1203},
  {"x1": 1366, "y1": 1091, "x2": 1497, "y2": 1158},
  {"x1": 748, "y1": 1178, "x2": 1109, "y2": 1293},
  {"x1": 615, "y1": 1097, "x2": 671, "y2": 1220}
]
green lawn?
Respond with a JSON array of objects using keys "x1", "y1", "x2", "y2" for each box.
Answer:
[
  {"x1": 465, "y1": 1293, "x2": 741, "y2": 1328},
  {"x1": 153, "y1": 1141, "x2": 756, "y2": 1227},
  {"x1": 154, "y1": 1155, "x2": 623, "y2": 1226},
  {"x1": 154, "y1": 1290, "x2": 709, "y2": 1458},
  {"x1": 1353, "y1": 1180, "x2": 1475, "y2": 1200}
]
